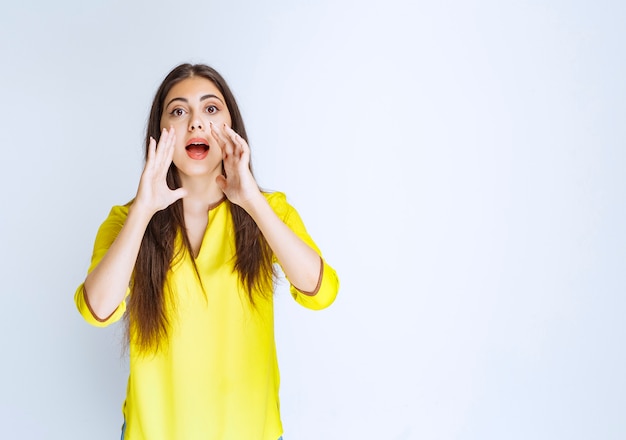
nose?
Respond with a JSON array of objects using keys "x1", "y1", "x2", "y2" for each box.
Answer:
[{"x1": 189, "y1": 117, "x2": 203, "y2": 131}]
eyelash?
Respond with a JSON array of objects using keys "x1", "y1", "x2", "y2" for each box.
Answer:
[{"x1": 169, "y1": 105, "x2": 218, "y2": 117}]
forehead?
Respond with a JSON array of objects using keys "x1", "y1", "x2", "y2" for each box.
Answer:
[{"x1": 164, "y1": 76, "x2": 225, "y2": 104}]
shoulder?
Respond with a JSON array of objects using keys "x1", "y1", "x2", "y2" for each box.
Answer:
[
  {"x1": 89, "y1": 201, "x2": 133, "y2": 261},
  {"x1": 105, "y1": 202, "x2": 131, "y2": 224},
  {"x1": 95, "y1": 201, "x2": 132, "y2": 234},
  {"x1": 263, "y1": 190, "x2": 287, "y2": 205},
  {"x1": 262, "y1": 191, "x2": 294, "y2": 220},
  {"x1": 112, "y1": 202, "x2": 132, "y2": 217}
]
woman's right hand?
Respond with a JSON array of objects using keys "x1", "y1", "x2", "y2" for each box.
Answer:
[
  {"x1": 83, "y1": 127, "x2": 187, "y2": 319},
  {"x1": 134, "y1": 127, "x2": 187, "y2": 216}
]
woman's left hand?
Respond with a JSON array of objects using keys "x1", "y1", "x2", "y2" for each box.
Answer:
[{"x1": 210, "y1": 122, "x2": 261, "y2": 209}]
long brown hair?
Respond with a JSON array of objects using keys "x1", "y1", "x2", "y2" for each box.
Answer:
[{"x1": 126, "y1": 63, "x2": 275, "y2": 354}]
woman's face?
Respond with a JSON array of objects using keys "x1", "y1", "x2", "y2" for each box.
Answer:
[{"x1": 160, "y1": 76, "x2": 232, "y2": 180}]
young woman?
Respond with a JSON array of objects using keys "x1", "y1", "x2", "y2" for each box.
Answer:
[{"x1": 74, "y1": 63, "x2": 339, "y2": 440}]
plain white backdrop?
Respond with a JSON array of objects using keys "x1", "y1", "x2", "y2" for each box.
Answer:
[{"x1": 1, "y1": 0, "x2": 624, "y2": 439}]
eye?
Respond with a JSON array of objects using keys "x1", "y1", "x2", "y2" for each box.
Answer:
[
  {"x1": 170, "y1": 108, "x2": 186, "y2": 117},
  {"x1": 206, "y1": 105, "x2": 218, "y2": 114}
]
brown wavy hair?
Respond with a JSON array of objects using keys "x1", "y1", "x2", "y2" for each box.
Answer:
[{"x1": 126, "y1": 63, "x2": 275, "y2": 355}]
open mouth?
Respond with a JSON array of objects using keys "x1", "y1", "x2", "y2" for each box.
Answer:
[{"x1": 185, "y1": 139, "x2": 210, "y2": 160}]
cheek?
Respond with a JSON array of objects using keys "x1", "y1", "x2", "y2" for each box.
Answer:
[
  {"x1": 205, "y1": 113, "x2": 231, "y2": 127},
  {"x1": 159, "y1": 113, "x2": 169, "y2": 130},
  {"x1": 162, "y1": 119, "x2": 188, "y2": 136},
  {"x1": 214, "y1": 110, "x2": 232, "y2": 128}
]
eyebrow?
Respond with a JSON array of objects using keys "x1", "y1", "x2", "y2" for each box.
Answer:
[{"x1": 165, "y1": 94, "x2": 224, "y2": 108}]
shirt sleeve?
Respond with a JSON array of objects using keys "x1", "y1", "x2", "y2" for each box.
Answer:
[
  {"x1": 74, "y1": 204, "x2": 131, "y2": 327},
  {"x1": 265, "y1": 192, "x2": 340, "y2": 310}
]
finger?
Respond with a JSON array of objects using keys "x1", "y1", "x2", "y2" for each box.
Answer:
[
  {"x1": 223, "y1": 125, "x2": 244, "y2": 158},
  {"x1": 215, "y1": 174, "x2": 227, "y2": 192},
  {"x1": 224, "y1": 126, "x2": 250, "y2": 167},
  {"x1": 170, "y1": 187, "x2": 188, "y2": 202},
  {"x1": 154, "y1": 128, "x2": 168, "y2": 159},
  {"x1": 234, "y1": 132, "x2": 249, "y2": 160},
  {"x1": 208, "y1": 122, "x2": 224, "y2": 158},
  {"x1": 146, "y1": 136, "x2": 157, "y2": 166},
  {"x1": 221, "y1": 123, "x2": 241, "y2": 158},
  {"x1": 211, "y1": 122, "x2": 234, "y2": 158},
  {"x1": 210, "y1": 123, "x2": 232, "y2": 157},
  {"x1": 222, "y1": 124, "x2": 242, "y2": 143},
  {"x1": 156, "y1": 127, "x2": 175, "y2": 171},
  {"x1": 164, "y1": 126, "x2": 177, "y2": 165}
]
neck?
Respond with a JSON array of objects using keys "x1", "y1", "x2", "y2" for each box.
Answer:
[{"x1": 179, "y1": 175, "x2": 224, "y2": 214}]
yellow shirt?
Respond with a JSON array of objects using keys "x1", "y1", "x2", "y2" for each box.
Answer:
[{"x1": 74, "y1": 192, "x2": 339, "y2": 440}]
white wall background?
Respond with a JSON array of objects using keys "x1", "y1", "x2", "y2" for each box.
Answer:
[{"x1": 1, "y1": 0, "x2": 624, "y2": 439}]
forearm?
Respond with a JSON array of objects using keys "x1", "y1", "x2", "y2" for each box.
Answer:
[
  {"x1": 83, "y1": 205, "x2": 152, "y2": 319},
  {"x1": 243, "y1": 193, "x2": 321, "y2": 294}
]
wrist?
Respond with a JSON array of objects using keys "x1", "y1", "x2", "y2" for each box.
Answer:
[
  {"x1": 240, "y1": 190, "x2": 268, "y2": 217},
  {"x1": 128, "y1": 200, "x2": 156, "y2": 225}
]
